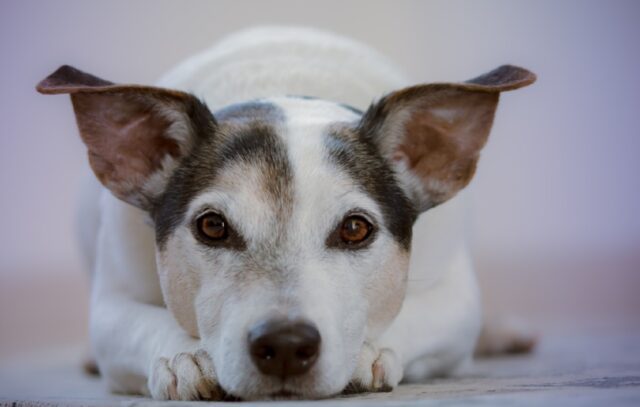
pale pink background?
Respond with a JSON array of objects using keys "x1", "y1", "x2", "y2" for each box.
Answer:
[{"x1": 1, "y1": 0, "x2": 639, "y2": 360}]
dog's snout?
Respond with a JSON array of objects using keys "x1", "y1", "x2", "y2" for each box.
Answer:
[{"x1": 248, "y1": 319, "x2": 321, "y2": 378}]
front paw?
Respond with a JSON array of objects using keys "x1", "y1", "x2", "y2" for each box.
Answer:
[
  {"x1": 148, "y1": 349, "x2": 223, "y2": 400},
  {"x1": 344, "y1": 343, "x2": 402, "y2": 394}
]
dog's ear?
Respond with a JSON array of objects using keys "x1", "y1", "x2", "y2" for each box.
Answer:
[
  {"x1": 359, "y1": 65, "x2": 535, "y2": 211},
  {"x1": 37, "y1": 65, "x2": 214, "y2": 210}
]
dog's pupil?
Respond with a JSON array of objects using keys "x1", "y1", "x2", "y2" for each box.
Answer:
[{"x1": 203, "y1": 216, "x2": 225, "y2": 238}]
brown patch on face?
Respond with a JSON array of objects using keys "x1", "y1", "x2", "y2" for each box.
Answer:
[
  {"x1": 365, "y1": 247, "x2": 410, "y2": 338},
  {"x1": 158, "y1": 243, "x2": 201, "y2": 338}
]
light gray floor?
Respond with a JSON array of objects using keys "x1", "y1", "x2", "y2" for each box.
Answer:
[{"x1": 1, "y1": 330, "x2": 639, "y2": 406}]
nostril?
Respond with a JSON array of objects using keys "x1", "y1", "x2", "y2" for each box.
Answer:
[
  {"x1": 253, "y1": 344, "x2": 276, "y2": 361},
  {"x1": 296, "y1": 345, "x2": 317, "y2": 360},
  {"x1": 248, "y1": 319, "x2": 321, "y2": 378}
]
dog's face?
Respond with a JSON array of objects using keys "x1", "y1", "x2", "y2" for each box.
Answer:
[
  {"x1": 37, "y1": 65, "x2": 534, "y2": 399},
  {"x1": 153, "y1": 97, "x2": 415, "y2": 398}
]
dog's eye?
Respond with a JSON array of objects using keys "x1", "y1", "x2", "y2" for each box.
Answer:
[
  {"x1": 196, "y1": 212, "x2": 228, "y2": 241},
  {"x1": 340, "y1": 215, "x2": 373, "y2": 245}
]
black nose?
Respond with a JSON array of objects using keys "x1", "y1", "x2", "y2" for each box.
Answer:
[{"x1": 248, "y1": 319, "x2": 321, "y2": 378}]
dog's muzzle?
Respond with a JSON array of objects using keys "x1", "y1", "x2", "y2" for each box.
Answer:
[{"x1": 248, "y1": 318, "x2": 321, "y2": 378}]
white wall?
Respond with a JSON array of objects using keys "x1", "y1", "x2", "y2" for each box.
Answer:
[
  {"x1": 1, "y1": 0, "x2": 639, "y2": 357},
  {"x1": 1, "y1": 0, "x2": 638, "y2": 274}
]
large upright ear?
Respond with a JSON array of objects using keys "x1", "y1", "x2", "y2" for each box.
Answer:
[
  {"x1": 37, "y1": 65, "x2": 215, "y2": 210},
  {"x1": 359, "y1": 65, "x2": 536, "y2": 211}
]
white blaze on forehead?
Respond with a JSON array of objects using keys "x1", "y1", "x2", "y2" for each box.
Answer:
[
  {"x1": 271, "y1": 97, "x2": 361, "y2": 126},
  {"x1": 268, "y1": 97, "x2": 381, "y2": 241}
]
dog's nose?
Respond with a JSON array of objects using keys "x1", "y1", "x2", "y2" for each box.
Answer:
[{"x1": 248, "y1": 319, "x2": 321, "y2": 378}]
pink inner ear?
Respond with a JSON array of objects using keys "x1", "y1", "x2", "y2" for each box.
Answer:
[
  {"x1": 72, "y1": 92, "x2": 182, "y2": 203},
  {"x1": 391, "y1": 150, "x2": 411, "y2": 166}
]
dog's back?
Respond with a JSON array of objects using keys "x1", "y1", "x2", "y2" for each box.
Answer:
[{"x1": 157, "y1": 26, "x2": 408, "y2": 110}]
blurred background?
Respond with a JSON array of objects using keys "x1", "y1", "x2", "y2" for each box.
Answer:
[{"x1": 1, "y1": 0, "x2": 638, "y2": 361}]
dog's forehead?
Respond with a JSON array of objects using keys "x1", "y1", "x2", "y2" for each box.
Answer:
[
  {"x1": 187, "y1": 97, "x2": 369, "y2": 241},
  {"x1": 271, "y1": 96, "x2": 363, "y2": 124}
]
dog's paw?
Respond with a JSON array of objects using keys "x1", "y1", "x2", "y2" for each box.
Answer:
[
  {"x1": 148, "y1": 349, "x2": 223, "y2": 400},
  {"x1": 343, "y1": 343, "x2": 402, "y2": 394}
]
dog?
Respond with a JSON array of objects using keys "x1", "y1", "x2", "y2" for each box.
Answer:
[{"x1": 36, "y1": 27, "x2": 535, "y2": 400}]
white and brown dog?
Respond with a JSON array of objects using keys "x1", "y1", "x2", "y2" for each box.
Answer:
[{"x1": 37, "y1": 27, "x2": 535, "y2": 400}]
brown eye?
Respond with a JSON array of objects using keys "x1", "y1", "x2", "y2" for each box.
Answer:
[
  {"x1": 340, "y1": 215, "x2": 373, "y2": 244},
  {"x1": 196, "y1": 212, "x2": 228, "y2": 241}
]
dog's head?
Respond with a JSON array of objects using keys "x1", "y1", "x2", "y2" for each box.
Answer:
[{"x1": 37, "y1": 65, "x2": 534, "y2": 399}]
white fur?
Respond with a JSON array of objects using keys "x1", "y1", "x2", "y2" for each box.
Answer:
[{"x1": 85, "y1": 27, "x2": 481, "y2": 399}]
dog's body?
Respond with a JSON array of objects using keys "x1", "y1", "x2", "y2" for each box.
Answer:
[{"x1": 39, "y1": 27, "x2": 535, "y2": 400}]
